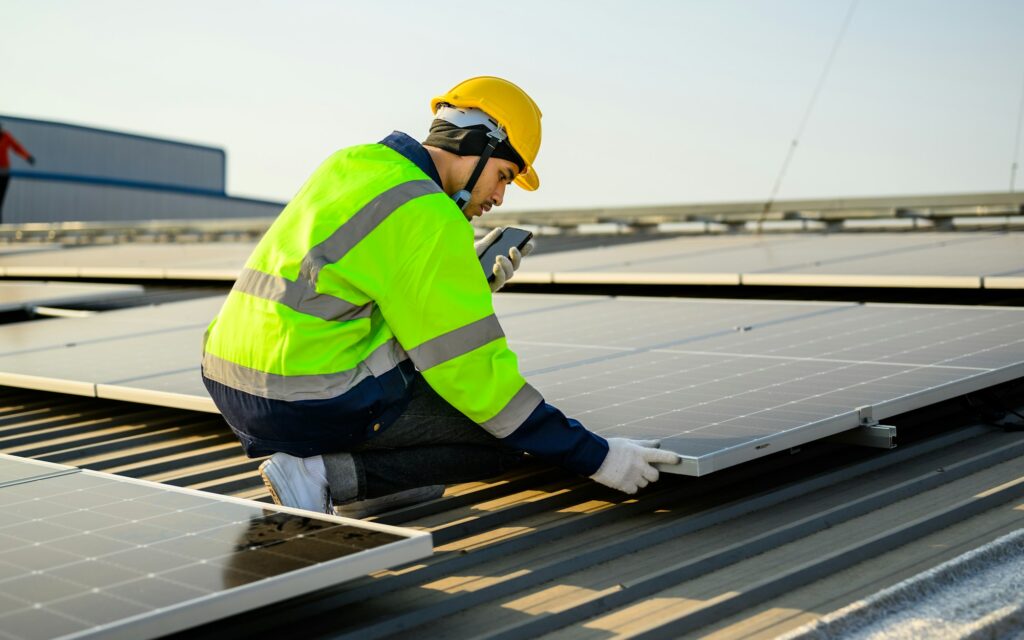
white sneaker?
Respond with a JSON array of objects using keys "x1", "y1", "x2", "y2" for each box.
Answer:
[
  {"x1": 334, "y1": 485, "x2": 445, "y2": 519},
  {"x1": 259, "y1": 452, "x2": 331, "y2": 514}
]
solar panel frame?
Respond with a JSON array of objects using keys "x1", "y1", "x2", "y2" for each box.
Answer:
[
  {"x1": 0, "y1": 371, "x2": 96, "y2": 397},
  {"x1": 740, "y1": 273, "x2": 982, "y2": 288},
  {"x1": 0, "y1": 454, "x2": 77, "y2": 488},
  {"x1": 985, "y1": 275, "x2": 1024, "y2": 289},
  {"x1": 552, "y1": 271, "x2": 741, "y2": 285},
  {"x1": 96, "y1": 374, "x2": 218, "y2": 413}
]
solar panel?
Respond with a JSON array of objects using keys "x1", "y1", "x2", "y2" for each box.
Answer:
[
  {"x1": 525, "y1": 233, "x2": 822, "y2": 274},
  {"x1": 0, "y1": 295, "x2": 1021, "y2": 476},
  {"x1": 506, "y1": 299, "x2": 1024, "y2": 473},
  {"x1": 0, "y1": 282, "x2": 144, "y2": 314},
  {"x1": 743, "y1": 233, "x2": 1024, "y2": 288},
  {"x1": 0, "y1": 462, "x2": 431, "y2": 640},
  {"x1": 763, "y1": 233, "x2": 1024, "y2": 276}
]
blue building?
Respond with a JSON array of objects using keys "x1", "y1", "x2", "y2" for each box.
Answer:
[{"x1": 0, "y1": 115, "x2": 285, "y2": 224}]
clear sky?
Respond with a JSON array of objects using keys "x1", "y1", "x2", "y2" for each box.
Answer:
[{"x1": 5, "y1": 1, "x2": 1024, "y2": 211}]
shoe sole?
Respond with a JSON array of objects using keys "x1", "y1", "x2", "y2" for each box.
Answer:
[
  {"x1": 334, "y1": 485, "x2": 444, "y2": 519},
  {"x1": 259, "y1": 459, "x2": 283, "y2": 506}
]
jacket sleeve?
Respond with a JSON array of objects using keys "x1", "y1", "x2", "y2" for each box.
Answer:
[
  {"x1": 371, "y1": 194, "x2": 608, "y2": 476},
  {"x1": 7, "y1": 135, "x2": 31, "y2": 161}
]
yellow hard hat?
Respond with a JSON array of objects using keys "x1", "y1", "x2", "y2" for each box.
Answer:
[{"x1": 431, "y1": 76, "x2": 543, "y2": 191}]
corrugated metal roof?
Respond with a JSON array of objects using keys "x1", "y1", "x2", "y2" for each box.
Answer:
[
  {"x1": 3, "y1": 383, "x2": 1023, "y2": 638},
  {"x1": 0, "y1": 388, "x2": 265, "y2": 500}
]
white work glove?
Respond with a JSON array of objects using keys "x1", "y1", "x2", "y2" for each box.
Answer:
[
  {"x1": 474, "y1": 227, "x2": 536, "y2": 293},
  {"x1": 590, "y1": 438, "x2": 680, "y2": 494}
]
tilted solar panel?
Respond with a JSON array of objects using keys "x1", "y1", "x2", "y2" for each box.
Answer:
[
  {"x1": 499, "y1": 298, "x2": 1024, "y2": 473},
  {"x1": 0, "y1": 463, "x2": 431, "y2": 640}
]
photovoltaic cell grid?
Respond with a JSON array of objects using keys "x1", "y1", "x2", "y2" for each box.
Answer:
[{"x1": 0, "y1": 465, "x2": 431, "y2": 640}]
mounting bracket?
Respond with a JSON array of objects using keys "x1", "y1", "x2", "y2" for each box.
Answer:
[{"x1": 827, "y1": 406, "x2": 898, "y2": 449}]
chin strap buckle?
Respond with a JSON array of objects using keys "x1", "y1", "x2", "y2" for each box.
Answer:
[{"x1": 486, "y1": 127, "x2": 508, "y2": 144}]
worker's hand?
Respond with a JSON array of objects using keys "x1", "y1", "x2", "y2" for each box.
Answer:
[
  {"x1": 474, "y1": 227, "x2": 536, "y2": 293},
  {"x1": 513, "y1": 238, "x2": 536, "y2": 264},
  {"x1": 590, "y1": 438, "x2": 680, "y2": 494},
  {"x1": 490, "y1": 254, "x2": 515, "y2": 292},
  {"x1": 26, "y1": 155, "x2": 36, "y2": 166},
  {"x1": 474, "y1": 227, "x2": 503, "y2": 258}
]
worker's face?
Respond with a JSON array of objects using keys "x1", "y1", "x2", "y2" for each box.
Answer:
[{"x1": 461, "y1": 157, "x2": 519, "y2": 221}]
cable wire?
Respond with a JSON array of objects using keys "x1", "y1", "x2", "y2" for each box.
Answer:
[{"x1": 759, "y1": 0, "x2": 859, "y2": 227}]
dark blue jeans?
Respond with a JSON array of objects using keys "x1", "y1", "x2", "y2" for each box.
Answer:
[{"x1": 325, "y1": 373, "x2": 525, "y2": 499}]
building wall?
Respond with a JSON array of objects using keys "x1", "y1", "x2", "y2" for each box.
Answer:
[
  {"x1": 0, "y1": 114, "x2": 284, "y2": 224},
  {"x1": 0, "y1": 115, "x2": 225, "y2": 192},
  {"x1": 3, "y1": 177, "x2": 283, "y2": 224}
]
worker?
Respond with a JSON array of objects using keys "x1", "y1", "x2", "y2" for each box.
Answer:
[
  {"x1": 0, "y1": 122, "x2": 36, "y2": 224},
  {"x1": 201, "y1": 76, "x2": 679, "y2": 517}
]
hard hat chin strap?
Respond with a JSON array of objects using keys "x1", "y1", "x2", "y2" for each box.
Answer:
[{"x1": 453, "y1": 127, "x2": 508, "y2": 211}]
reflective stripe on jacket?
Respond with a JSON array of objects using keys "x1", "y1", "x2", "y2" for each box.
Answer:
[{"x1": 202, "y1": 136, "x2": 608, "y2": 476}]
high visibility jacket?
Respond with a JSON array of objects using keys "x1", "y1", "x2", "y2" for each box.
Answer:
[{"x1": 202, "y1": 133, "x2": 608, "y2": 477}]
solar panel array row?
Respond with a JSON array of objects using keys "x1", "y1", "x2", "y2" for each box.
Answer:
[
  {"x1": 518, "y1": 232, "x2": 1024, "y2": 289},
  {"x1": 0, "y1": 294, "x2": 1020, "y2": 475},
  {"x1": 1, "y1": 233, "x2": 1021, "y2": 288}
]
